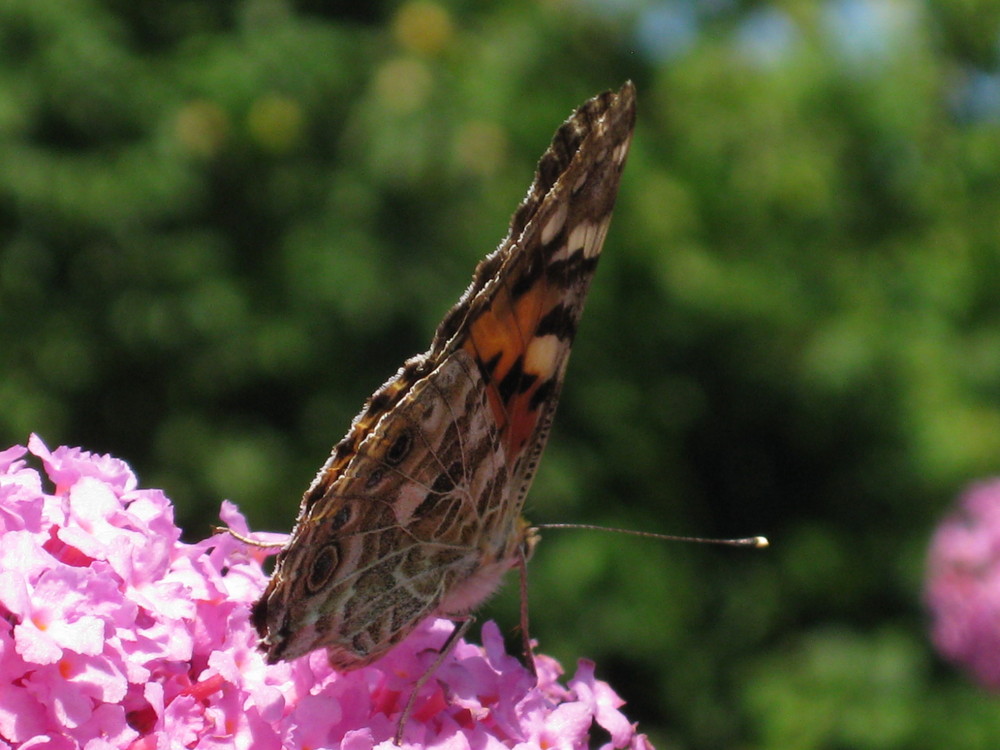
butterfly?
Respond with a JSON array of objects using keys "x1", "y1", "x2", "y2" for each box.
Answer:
[{"x1": 251, "y1": 82, "x2": 635, "y2": 683}]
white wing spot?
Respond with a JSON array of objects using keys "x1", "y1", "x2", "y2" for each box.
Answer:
[
  {"x1": 613, "y1": 135, "x2": 632, "y2": 164},
  {"x1": 586, "y1": 220, "x2": 611, "y2": 258},
  {"x1": 524, "y1": 334, "x2": 561, "y2": 377},
  {"x1": 567, "y1": 221, "x2": 597, "y2": 258},
  {"x1": 541, "y1": 202, "x2": 568, "y2": 246},
  {"x1": 551, "y1": 240, "x2": 572, "y2": 262}
]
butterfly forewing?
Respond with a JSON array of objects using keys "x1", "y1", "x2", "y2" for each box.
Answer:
[{"x1": 252, "y1": 82, "x2": 636, "y2": 669}]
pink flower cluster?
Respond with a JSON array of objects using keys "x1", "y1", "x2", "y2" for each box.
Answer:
[
  {"x1": 0, "y1": 436, "x2": 652, "y2": 750},
  {"x1": 926, "y1": 478, "x2": 1000, "y2": 689}
]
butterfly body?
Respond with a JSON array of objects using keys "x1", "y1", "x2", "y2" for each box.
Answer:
[{"x1": 251, "y1": 82, "x2": 636, "y2": 669}]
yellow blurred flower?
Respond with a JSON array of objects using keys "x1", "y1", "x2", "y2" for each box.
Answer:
[{"x1": 393, "y1": 1, "x2": 454, "y2": 56}]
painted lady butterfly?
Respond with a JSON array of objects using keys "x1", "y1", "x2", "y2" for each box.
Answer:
[{"x1": 251, "y1": 83, "x2": 636, "y2": 680}]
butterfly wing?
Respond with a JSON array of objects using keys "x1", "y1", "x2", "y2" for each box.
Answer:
[
  {"x1": 446, "y1": 83, "x2": 636, "y2": 514},
  {"x1": 252, "y1": 82, "x2": 636, "y2": 668}
]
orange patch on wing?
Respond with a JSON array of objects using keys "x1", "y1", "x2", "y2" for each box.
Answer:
[
  {"x1": 463, "y1": 273, "x2": 562, "y2": 456},
  {"x1": 502, "y1": 387, "x2": 545, "y2": 456}
]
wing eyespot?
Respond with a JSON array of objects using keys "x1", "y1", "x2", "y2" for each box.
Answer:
[
  {"x1": 306, "y1": 543, "x2": 340, "y2": 594},
  {"x1": 384, "y1": 429, "x2": 413, "y2": 466}
]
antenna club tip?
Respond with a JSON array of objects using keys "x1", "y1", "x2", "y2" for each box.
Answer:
[{"x1": 753, "y1": 536, "x2": 769, "y2": 549}]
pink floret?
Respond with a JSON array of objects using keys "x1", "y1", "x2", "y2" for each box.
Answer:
[
  {"x1": 0, "y1": 436, "x2": 652, "y2": 749},
  {"x1": 926, "y1": 478, "x2": 1000, "y2": 689}
]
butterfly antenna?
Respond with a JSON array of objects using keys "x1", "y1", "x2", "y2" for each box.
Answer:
[{"x1": 532, "y1": 523, "x2": 768, "y2": 548}]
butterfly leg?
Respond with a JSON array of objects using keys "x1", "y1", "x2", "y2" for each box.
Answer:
[
  {"x1": 394, "y1": 617, "x2": 473, "y2": 745},
  {"x1": 517, "y1": 541, "x2": 538, "y2": 679}
]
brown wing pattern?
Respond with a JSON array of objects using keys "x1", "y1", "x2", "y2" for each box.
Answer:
[
  {"x1": 451, "y1": 84, "x2": 635, "y2": 508},
  {"x1": 251, "y1": 82, "x2": 636, "y2": 668}
]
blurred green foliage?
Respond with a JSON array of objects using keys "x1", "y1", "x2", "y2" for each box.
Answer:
[{"x1": 2, "y1": 0, "x2": 1000, "y2": 748}]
